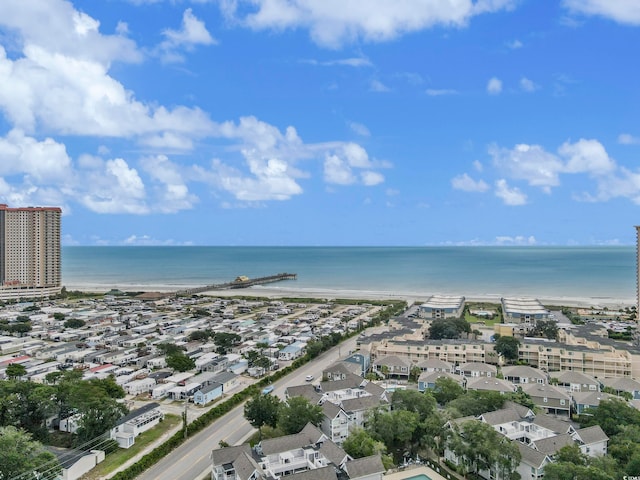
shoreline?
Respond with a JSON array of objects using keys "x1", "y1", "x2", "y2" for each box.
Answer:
[{"x1": 62, "y1": 283, "x2": 636, "y2": 309}]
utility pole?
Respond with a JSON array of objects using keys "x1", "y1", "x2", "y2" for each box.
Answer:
[{"x1": 182, "y1": 401, "x2": 188, "y2": 439}]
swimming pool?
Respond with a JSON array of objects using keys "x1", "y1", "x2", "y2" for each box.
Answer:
[{"x1": 404, "y1": 475, "x2": 431, "y2": 480}]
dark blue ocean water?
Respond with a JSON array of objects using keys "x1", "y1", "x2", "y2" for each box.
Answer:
[{"x1": 61, "y1": 246, "x2": 636, "y2": 301}]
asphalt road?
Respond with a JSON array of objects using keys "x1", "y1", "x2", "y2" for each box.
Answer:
[{"x1": 136, "y1": 332, "x2": 369, "y2": 480}]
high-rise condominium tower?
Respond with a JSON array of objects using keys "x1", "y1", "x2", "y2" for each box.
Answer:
[{"x1": 0, "y1": 204, "x2": 61, "y2": 299}]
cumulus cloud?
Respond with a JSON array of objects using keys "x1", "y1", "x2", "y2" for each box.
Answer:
[
  {"x1": 619, "y1": 133, "x2": 640, "y2": 145},
  {"x1": 139, "y1": 155, "x2": 198, "y2": 212},
  {"x1": 370, "y1": 79, "x2": 391, "y2": 92},
  {"x1": 563, "y1": 0, "x2": 640, "y2": 25},
  {"x1": 348, "y1": 121, "x2": 371, "y2": 137},
  {"x1": 220, "y1": 0, "x2": 517, "y2": 48},
  {"x1": 159, "y1": 8, "x2": 217, "y2": 63},
  {"x1": 520, "y1": 77, "x2": 539, "y2": 92},
  {"x1": 506, "y1": 39, "x2": 523, "y2": 49},
  {"x1": 495, "y1": 179, "x2": 527, "y2": 205},
  {"x1": 487, "y1": 77, "x2": 503, "y2": 95},
  {"x1": 451, "y1": 173, "x2": 489, "y2": 192},
  {"x1": 304, "y1": 57, "x2": 372, "y2": 67},
  {"x1": 495, "y1": 235, "x2": 536, "y2": 245},
  {"x1": 489, "y1": 143, "x2": 563, "y2": 191}
]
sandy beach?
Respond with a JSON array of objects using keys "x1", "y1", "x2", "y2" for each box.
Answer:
[{"x1": 63, "y1": 283, "x2": 636, "y2": 310}]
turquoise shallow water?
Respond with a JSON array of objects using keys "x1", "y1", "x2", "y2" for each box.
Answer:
[{"x1": 61, "y1": 246, "x2": 636, "y2": 301}]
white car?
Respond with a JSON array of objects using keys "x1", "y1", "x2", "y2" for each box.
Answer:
[{"x1": 305, "y1": 375, "x2": 314, "y2": 382}]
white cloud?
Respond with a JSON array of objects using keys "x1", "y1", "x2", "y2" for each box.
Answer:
[
  {"x1": 122, "y1": 234, "x2": 193, "y2": 246},
  {"x1": 304, "y1": 57, "x2": 372, "y2": 67},
  {"x1": 80, "y1": 158, "x2": 149, "y2": 214},
  {"x1": 563, "y1": 0, "x2": 640, "y2": 25},
  {"x1": 506, "y1": 39, "x2": 523, "y2": 49},
  {"x1": 348, "y1": 121, "x2": 371, "y2": 137},
  {"x1": 487, "y1": 77, "x2": 503, "y2": 95},
  {"x1": 370, "y1": 79, "x2": 390, "y2": 92},
  {"x1": 473, "y1": 160, "x2": 483, "y2": 172},
  {"x1": 489, "y1": 143, "x2": 563, "y2": 190},
  {"x1": 324, "y1": 154, "x2": 356, "y2": 185},
  {"x1": 558, "y1": 138, "x2": 616, "y2": 175},
  {"x1": 159, "y1": 8, "x2": 217, "y2": 63},
  {"x1": 140, "y1": 155, "x2": 198, "y2": 212},
  {"x1": 361, "y1": 171, "x2": 384, "y2": 186},
  {"x1": 519, "y1": 77, "x2": 539, "y2": 92},
  {"x1": 495, "y1": 235, "x2": 536, "y2": 245},
  {"x1": 451, "y1": 173, "x2": 489, "y2": 192},
  {"x1": 426, "y1": 88, "x2": 458, "y2": 96},
  {"x1": 221, "y1": 0, "x2": 517, "y2": 48},
  {"x1": 619, "y1": 133, "x2": 640, "y2": 145},
  {"x1": 495, "y1": 179, "x2": 527, "y2": 205}
]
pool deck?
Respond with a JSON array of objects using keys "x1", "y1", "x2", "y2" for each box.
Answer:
[{"x1": 384, "y1": 465, "x2": 449, "y2": 480}]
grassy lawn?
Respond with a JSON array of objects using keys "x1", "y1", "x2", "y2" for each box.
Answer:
[
  {"x1": 81, "y1": 414, "x2": 181, "y2": 480},
  {"x1": 465, "y1": 303, "x2": 502, "y2": 326}
]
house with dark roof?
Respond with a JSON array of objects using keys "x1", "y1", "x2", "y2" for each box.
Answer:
[
  {"x1": 521, "y1": 384, "x2": 572, "y2": 417},
  {"x1": 572, "y1": 391, "x2": 614, "y2": 415},
  {"x1": 600, "y1": 377, "x2": 640, "y2": 400},
  {"x1": 372, "y1": 355, "x2": 411, "y2": 379},
  {"x1": 110, "y1": 402, "x2": 163, "y2": 449},
  {"x1": 553, "y1": 371, "x2": 600, "y2": 393},
  {"x1": 501, "y1": 365, "x2": 547, "y2": 385},
  {"x1": 418, "y1": 371, "x2": 462, "y2": 393}
]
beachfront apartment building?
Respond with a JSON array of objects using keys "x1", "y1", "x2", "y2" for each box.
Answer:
[
  {"x1": 0, "y1": 204, "x2": 61, "y2": 300},
  {"x1": 418, "y1": 295, "x2": 465, "y2": 319},
  {"x1": 367, "y1": 335, "x2": 640, "y2": 378},
  {"x1": 501, "y1": 297, "x2": 550, "y2": 329}
]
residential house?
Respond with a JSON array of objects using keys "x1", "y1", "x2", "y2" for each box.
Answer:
[
  {"x1": 572, "y1": 391, "x2": 614, "y2": 415},
  {"x1": 323, "y1": 361, "x2": 362, "y2": 381},
  {"x1": 501, "y1": 365, "x2": 547, "y2": 385},
  {"x1": 459, "y1": 362, "x2": 497, "y2": 378},
  {"x1": 415, "y1": 358, "x2": 453, "y2": 374},
  {"x1": 110, "y1": 403, "x2": 164, "y2": 448},
  {"x1": 193, "y1": 382, "x2": 223, "y2": 406},
  {"x1": 418, "y1": 371, "x2": 463, "y2": 393},
  {"x1": 320, "y1": 401, "x2": 350, "y2": 445},
  {"x1": 553, "y1": 371, "x2": 600, "y2": 393},
  {"x1": 522, "y1": 384, "x2": 572, "y2": 416},
  {"x1": 278, "y1": 341, "x2": 307, "y2": 361},
  {"x1": 212, "y1": 371, "x2": 240, "y2": 393},
  {"x1": 600, "y1": 377, "x2": 640, "y2": 399},
  {"x1": 342, "y1": 455, "x2": 385, "y2": 480},
  {"x1": 372, "y1": 355, "x2": 410, "y2": 379},
  {"x1": 466, "y1": 377, "x2": 517, "y2": 394}
]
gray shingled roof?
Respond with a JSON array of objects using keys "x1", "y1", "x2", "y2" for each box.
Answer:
[
  {"x1": 533, "y1": 433, "x2": 574, "y2": 455},
  {"x1": 522, "y1": 384, "x2": 571, "y2": 400},
  {"x1": 287, "y1": 466, "x2": 337, "y2": 480},
  {"x1": 531, "y1": 413, "x2": 573, "y2": 434},
  {"x1": 502, "y1": 401, "x2": 534, "y2": 418},
  {"x1": 319, "y1": 373, "x2": 365, "y2": 392},
  {"x1": 416, "y1": 358, "x2": 453, "y2": 371},
  {"x1": 600, "y1": 377, "x2": 640, "y2": 392},
  {"x1": 418, "y1": 371, "x2": 462, "y2": 385},
  {"x1": 259, "y1": 423, "x2": 325, "y2": 455},
  {"x1": 233, "y1": 452, "x2": 263, "y2": 480},
  {"x1": 362, "y1": 381, "x2": 386, "y2": 398},
  {"x1": 479, "y1": 407, "x2": 524, "y2": 426},
  {"x1": 554, "y1": 370, "x2": 599, "y2": 386},
  {"x1": 501, "y1": 365, "x2": 547, "y2": 381},
  {"x1": 344, "y1": 455, "x2": 385, "y2": 479},
  {"x1": 466, "y1": 377, "x2": 515, "y2": 393},
  {"x1": 572, "y1": 391, "x2": 613, "y2": 407},
  {"x1": 341, "y1": 395, "x2": 384, "y2": 413},
  {"x1": 574, "y1": 425, "x2": 609, "y2": 445},
  {"x1": 211, "y1": 444, "x2": 252, "y2": 467},
  {"x1": 322, "y1": 401, "x2": 344, "y2": 420},
  {"x1": 517, "y1": 443, "x2": 550, "y2": 468},
  {"x1": 286, "y1": 384, "x2": 323, "y2": 404},
  {"x1": 460, "y1": 362, "x2": 497, "y2": 373},
  {"x1": 318, "y1": 439, "x2": 349, "y2": 467}
]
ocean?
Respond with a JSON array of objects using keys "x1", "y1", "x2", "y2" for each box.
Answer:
[{"x1": 61, "y1": 246, "x2": 637, "y2": 304}]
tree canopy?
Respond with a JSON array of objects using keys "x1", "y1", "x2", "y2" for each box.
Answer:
[
  {"x1": 0, "y1": 426, "x2": 60, "y2": 480},
  {"x1": 244, "y1": 393, "x2": 281, "y2": 438},
  {"x1": 428, "y1": 318, "x2": 471, "y2": 340},
  {"x1": 278, "y1": 396, "x2": 323, "y2": 435},
  {"x1": 494, "y1": 335, "x2": 520, "y2": 362}
]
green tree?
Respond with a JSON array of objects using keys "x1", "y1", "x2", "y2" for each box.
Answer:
[
  {"x1": 494, "y1": 336, "x2": 520, "y2": 362},
  {"x1": 432, "y1": 376, "x2": 465, "y2": 404},
  {"x1": 366, "y1": 408, "x2": 420, "y2": 462},
  {"x1": 188, "y1": 330, "x2": 210, "y2": 341},
  {"x1": 166, "y1": 353, "x2": 196, "y2": 372},
  {"x1": 391, "y1": 389, "x2": 436, "y2": 421},
  {"x1": 532, "y1": 319, "x2": 559, "y2": 339},
  {"x1": 577, "y1": 398, "x2": 640, "y2": 437},
  {"x1": 213, "y1": 332, "x2": 241, "y2": 354},
  {"x1": 157, "y1": 342, "x2": 184, "y2": 356},
  {"x1": 53, "y1": 312, "x2": 66, "y2": 321},
  {"x1": 278, "y1": 396, "x2": 323, "y2": 435},
  {"x1": 447, "y1": 390, "x2": 505, "y2": 417},
  {"x1": 0, "y1": 426, "x2": 60, "y2": 480},
  {"x1": 343, "y1": 427, "x2": 388, "y2": 458},
  {"x1": 64, "y1": 318, "x2": 86, "y2": 329},
  {"x1": 244, "y1": 393, "x2": 281, "y2": 439},
  {"x1": 5, "y1": 363, "x2": 27, "y2": 379}
]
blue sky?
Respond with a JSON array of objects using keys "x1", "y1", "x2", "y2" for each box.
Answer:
[{"x1": 1, "y1": 0, "x2": 639, "y2": 246}]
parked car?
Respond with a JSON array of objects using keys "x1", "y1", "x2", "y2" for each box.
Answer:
[
  {"x1": 305, "y1": 375, "x2": 314, "y2": 382},
  {"x1": 262, "y1": 385, "x2": 275, "y2": 395}
]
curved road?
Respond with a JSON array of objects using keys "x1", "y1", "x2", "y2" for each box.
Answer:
[{"x1": 137, "y1": 333, "x2": 367, "y2": 480}]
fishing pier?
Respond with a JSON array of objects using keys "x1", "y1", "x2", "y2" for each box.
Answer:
[{"x1": 177, "y1": 273, "x2": 297, "y2": 296}]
